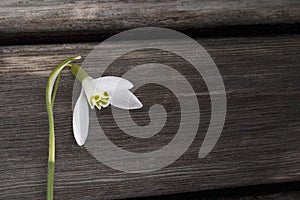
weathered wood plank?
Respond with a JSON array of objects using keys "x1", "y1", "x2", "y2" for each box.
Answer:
[
  {"x1": 130, "y1": 181, "x2": 300, "y2": 199},
  {"x1": 0, "y1": 35, "x2": 300, "y2": 199},
  {"x1": 0, "y1": 0, "x2": 300, "y2": 44}
]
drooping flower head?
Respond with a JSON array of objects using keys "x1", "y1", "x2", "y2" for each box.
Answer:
[{"x1": 72, "y1": 65, "x2": 142, "y2": 146}]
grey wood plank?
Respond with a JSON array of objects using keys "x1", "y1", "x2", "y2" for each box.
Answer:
[
  {"x1": 203, "y1": 191, "x2": 300, "y2": 200},
  {"x1": 134, "y1": 181, "x2": 300, "y2": 199},
  {"x1": 133, "y1": 190, "x2": 300, "y2": 200},
  {"x1": 0, "y1": 35, "x2": 300, "y2": 199},
  {"x1": 0, "y1": 0, "x2": 300, "y2": 44}
]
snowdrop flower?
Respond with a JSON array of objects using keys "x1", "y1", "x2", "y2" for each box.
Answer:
[
  {"x1": 46, "y1": 58, "x2": 142, "y2": 200},
  {"x1": 71, "y1": 64, "x2": 143, "y2": 146}
]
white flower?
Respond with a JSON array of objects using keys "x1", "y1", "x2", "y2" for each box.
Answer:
[{"x1": 73, "y1": 76, "x2": 143, "y2": 146}]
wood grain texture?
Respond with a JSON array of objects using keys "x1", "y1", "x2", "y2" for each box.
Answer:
[
  {"x1": 0, "y1": 35, "x2": 300, "y2": 199},
  {"x1": 130, "y1": 182, "x2": 300, "y2": 200},
  {"x1": 0, "y1": 0, "x2": 300, "y2": 44}
]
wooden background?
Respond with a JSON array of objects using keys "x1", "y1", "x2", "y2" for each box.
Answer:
[{"x1": 0, "y1": 0, "x2": 300, "y2": 199}]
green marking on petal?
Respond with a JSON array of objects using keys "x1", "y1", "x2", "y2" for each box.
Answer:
[
  {"x1": 103, "y1": 91, "x2": 109, "y2": 97},
  {"x1": 96, "y1": 101, "x2": 102, "y2": 109},
  {"x1": 101, "y1": 97, "x2": 110, "y2": 102},
  {"x1": 88, "y1": 91, "x2": 110, "y2": 109},
  {"x1": 100, "y1": 100, "x2": 108, "y2": 105},
  {"x1": 94, "y1": 95, "x2": 100, "y2": 101},
  {"x1": 90, "y1": 96, "x2": 95, "y2": 108}
]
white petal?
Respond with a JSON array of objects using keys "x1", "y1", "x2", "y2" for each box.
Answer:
[
  {"x1": 92, "y1": 76, "x2": 134, "y2": 91},
  {"x1": 110, "y1": 89, "x2": 143, "y2": 109},
  {"x1": 73, "y1": 89, "x2": 89, "y2": 146}
]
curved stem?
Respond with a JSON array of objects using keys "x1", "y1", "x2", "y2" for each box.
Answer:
[
  {"x1": 51, "y1": 72, "x2": 62, "y2": 108},
  {"x1": 46, "y1": 56, "x2": 81, "y2": 200}
]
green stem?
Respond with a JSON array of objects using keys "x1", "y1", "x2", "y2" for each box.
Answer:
[
  {"x1": 47, "y1": 161, "x2": 55, "y2": 200},
  {"x1": 46, "y1": 56, "x2": 81, "y2": 200},
  {"x1": 51, "y1": 71, "x2": 62, "y2": 108}
]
